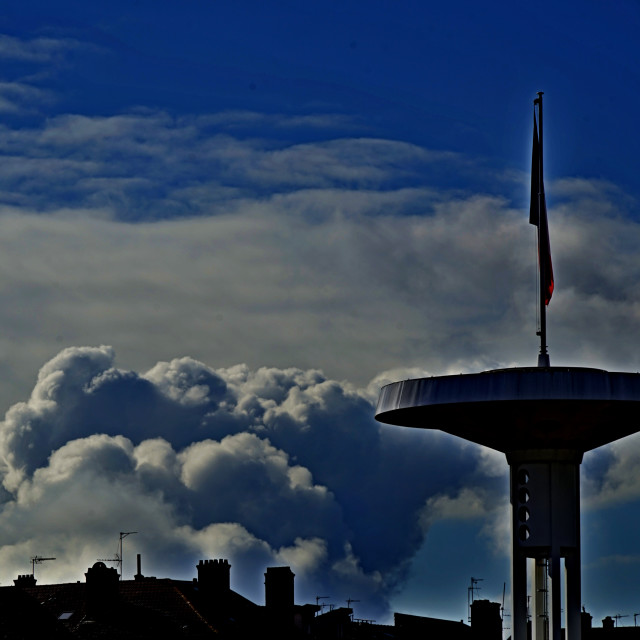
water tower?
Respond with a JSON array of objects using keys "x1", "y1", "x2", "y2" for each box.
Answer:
[{"x1": 375, "y1": 94, "x2": 640, "y2": 640}]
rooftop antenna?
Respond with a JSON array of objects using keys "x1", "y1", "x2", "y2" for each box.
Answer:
[
  {"x1": 468, "y1": 577, "x2": 483, "y2": 621},
  {"x1": 346, "y1": 598, "x2": 360, "y2": 620},
  {"x1": 118, "y1": 531, "x2": 137, "y2": 580},
  {"x1": 530, "y1": 91, "x2": 554, "y2": 367},
  {"x1": 614, "y1": 614, "x2": 629, "y2": 627},
  {"x1": 30, "y1": 555, "x2": 55, "y2": 578},
  {"x1": 315, "y1": 595, "x2": 330, "y2": 615},
  {"x1": 99, "y1": 531, "x2": 137, "y2": 580},
  {"x1": 97, "y1": 553, "x2": 120, "y2": 567}
]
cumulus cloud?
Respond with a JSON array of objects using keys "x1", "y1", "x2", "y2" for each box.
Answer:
[{"x1": 0, "y1": 346, "x2": 500, "y2": 618}]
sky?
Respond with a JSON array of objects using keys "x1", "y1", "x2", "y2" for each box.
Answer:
[{"x1": 1, "y1": 0, "x2": 640, "y2": 629}]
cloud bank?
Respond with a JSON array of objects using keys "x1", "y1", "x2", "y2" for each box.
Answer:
[{"x1": 0, "y1": 346, "x2": 506, "y2": 619}]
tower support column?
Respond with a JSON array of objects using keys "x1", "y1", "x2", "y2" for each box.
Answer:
[
  {"x1": 511, "y1": 547, "x2": 528, "y2": 640},
  {"x1": 565, "y1": 551, "x2": 582, "y2": 640},
  {"x1": 532, "y1": 558, "x2": 548, "y2": 640},
  {"x1": 508, "y1": 450, "x2": 582, "y2": 640}
]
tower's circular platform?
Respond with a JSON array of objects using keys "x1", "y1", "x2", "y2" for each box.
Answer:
[{"x1": 375, "y1": 367, "x2": 640, "y2": 453}]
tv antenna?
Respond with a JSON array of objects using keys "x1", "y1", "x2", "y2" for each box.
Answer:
[
  {"x1": 31, "y1": 556, "x2": 55, "y2": 578},
  {"x1": 346, "y1": 597, "x2": 360, "y2": 619},
  {"x1": 468, "y1": 577, "x2": 483, "y2": 622},
  {"x1": 98, "y1": 531, "x2": 137, "y2": 580},
  {"x1": 614, "y1": 614, "x2": 629, "y2": 627},
  {"x1": 315, "y1": 596, "x2": 330, "y2": 615}
]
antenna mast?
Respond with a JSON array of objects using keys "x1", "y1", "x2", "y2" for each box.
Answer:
[
  {"x1": 468, "y1": 577, "x2": 484, "y2": 622},
  {"x1": 118, "y1": 531, "x2": 137, "y2": 580},
  {"x1": 31, "y1": 555, "x2": 56, "y2": 577}
]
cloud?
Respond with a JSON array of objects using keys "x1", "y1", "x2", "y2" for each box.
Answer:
[
  {"x1": 581, "y1": 434, "x2": 640, "y2": 508},
  {"x1": 0, "y1": 108, "x2": 463, "y2": 217},
  {"x1": 0, "y1": 54, "x2": 638, "y2": 619},
  {"x1": 419, "y1": 488, "x2": 491, "y2": 529},
  {"x1": 418, "y1": 486, "x2": 510, "y2": 558},
  {"x1": 0, "y1": 34, "x2": 82, "y2": 63},
  {"x1": 0, "y1": 81, "x2": 51, "y2": 113},
  {"x1": 0, "y1": 103, "x2": 639, "y2": 414},
  {"x1": 0, "y1": 187, "x2": 533, "y2": 414},
  {"x1": 0, "y1": 346, "x2": 496, "y2": 618}
]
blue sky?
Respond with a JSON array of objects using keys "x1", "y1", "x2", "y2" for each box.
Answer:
[{"x1": 0, "y1": 0, "x2": 640, "y2": 629}]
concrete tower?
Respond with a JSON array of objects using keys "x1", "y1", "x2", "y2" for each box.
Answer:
[{"x1": 375, "y1": 95, "x2": 640, "y2": 640}]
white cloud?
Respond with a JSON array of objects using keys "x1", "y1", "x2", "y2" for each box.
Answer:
[
  {"x1": 276, "y1": 537, "x2": 328, "y2": 574},
  {"x1": 419, "y1": 487, "x2": 490, "y2": 530},
  {"x1": 0, "y1": 105, "x2": 638, "y2": 411},
  {"x1": 418, "y1": 486, "x2": 510, "y2": 557}
]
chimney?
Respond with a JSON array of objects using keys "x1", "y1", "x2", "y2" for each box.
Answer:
[
  {"x1": 264, "y1": 566, "x2": 295, "y2": 611},
  {"x1": 470, "y1": 600, "x2": 502, "y2": 640},
  {"x1": 13, "y1": 574, "x2": 36, "y2": 588},
  {"x1": 603, "y1": 616, "x2": 615, "y2": 630},
  {"x1": 85, "y1": 561, "x2": 119, "y2": 618},
  {"x1": 134, "y1": 553, "x2": 143, "y2": 580},
  {"x1": 196, "y1": 559, "x2": 231, "y2": 596}
]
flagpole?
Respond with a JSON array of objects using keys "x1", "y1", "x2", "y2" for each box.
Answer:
[{"x1": 536, "y1": 91, "x2": 550, "y2": 367}]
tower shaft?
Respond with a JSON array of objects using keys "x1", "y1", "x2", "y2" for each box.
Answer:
[{"x1": 508, "y1": 450, "x2": 582, "y2": 640}]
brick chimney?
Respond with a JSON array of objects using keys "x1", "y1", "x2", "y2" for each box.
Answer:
[
  {"x1": 196, "y1": 559, "x2": 231, "y2": 596},
  {"x1": 85, "y1": 561, "x2": 119, "y2": 618},
  {"x1": 264, "y1": 566, "x2": 295, "y2": 611},
  {"x1": 134, "y1": 553, "x2": 143, "y2": 580},
  {"x1": 13, "y1": 574, "x2": 36, "y2": 588},
  {"x1": 470, "y1": 599, "x2": 502, "y2": 640}
]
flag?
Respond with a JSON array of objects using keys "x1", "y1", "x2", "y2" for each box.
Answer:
[{"x1": 529, "y1": 108, "x2": 554, "y2": 305}]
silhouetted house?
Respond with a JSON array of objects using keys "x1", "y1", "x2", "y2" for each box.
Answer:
[
  {"x1": 8, "y1": 558, "x2": 255, "y2": 639},
  {"x1": 583, "y1": 614, "x2": 640, "y2": 640},
  {"x1": 394, "y1": 611, "x2": 471, "y2": 640},
  {"x1": 0, "y1": 582, "x2": 72, "y2": 639},
  {"x1": 506, "y1": 610, "x2": 640, "y2": 640},
  {"x1": 313, "y1": 607, "x2": 354, "y2": 639},
  {"x1": 2, "y1": 556, "x2": 506, "y2": 639}
]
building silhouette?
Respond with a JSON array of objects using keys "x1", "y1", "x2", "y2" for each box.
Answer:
[{"x1": 1, "y1": 556, "x2": 508, "y2": 639}]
